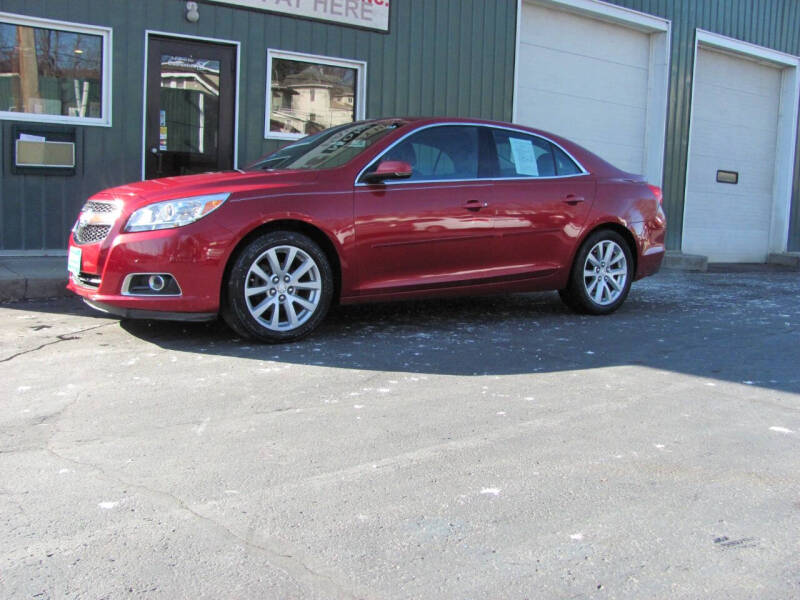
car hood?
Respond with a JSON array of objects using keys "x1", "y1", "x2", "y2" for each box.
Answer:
[{"x1": 90, "y1": 169, "x2": 321, "y2": 211}]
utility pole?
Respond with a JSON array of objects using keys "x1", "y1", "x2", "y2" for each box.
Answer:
[{"x1": 17, "y1": 26, "x2": 40, "y2": 113}]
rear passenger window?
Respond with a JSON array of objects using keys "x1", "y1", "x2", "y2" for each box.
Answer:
[{"x1": 490, "y1": 129, "x2": 581, "y2": 178}]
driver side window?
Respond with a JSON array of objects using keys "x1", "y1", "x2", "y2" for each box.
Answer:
[{"x1": 380, "y1": 125, "x2": 479, "y2": 181}]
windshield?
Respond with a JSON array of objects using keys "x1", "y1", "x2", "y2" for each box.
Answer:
[{"x1": 246, "y1": 121, "x2": 405, "y2": 171}]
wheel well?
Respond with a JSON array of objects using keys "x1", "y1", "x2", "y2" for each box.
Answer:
[
  {"x1": 583, "y1": 223, "x2": 638, "y2": 274},
  {"x1": 221, "y1": 220, "x2": 343, "y2": 307}
]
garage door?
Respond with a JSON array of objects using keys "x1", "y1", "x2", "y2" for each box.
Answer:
[
  {"x1": 682, "y1": 47, "x2": 782, "y2": 262},
  {"x1": 516, "y1": 2, "x2": 652, "y2": 175}
]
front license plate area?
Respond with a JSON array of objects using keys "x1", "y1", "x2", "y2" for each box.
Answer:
[{"x1": 67, "y1": 246, "x2": 82, "y2": 277}]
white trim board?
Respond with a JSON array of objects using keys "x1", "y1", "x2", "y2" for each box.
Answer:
[
  {"x1": 526, "y1": 0, "x2": 668, "y2": 32},
  {"x1": 513, "y1": 0, "x2": 671, "y2": 186},
  {"x1": 264, "y1": 48, "x2": 367, "y2": 141},
  {"x1": 0, "y1": 11, "x2": 113, "y2": 127},
  {"x1": 140, "y1": 30, "x2": 241, "y2": 180},
  {"x1": 681, "y1": 29, "x2": 800, "y2": 257}
]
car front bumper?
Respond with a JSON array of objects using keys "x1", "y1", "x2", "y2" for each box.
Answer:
[{"x1": 67, "y1": 221, "x2": 235, "y2": 318}]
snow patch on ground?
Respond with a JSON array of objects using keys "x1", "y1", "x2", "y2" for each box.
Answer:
[
  {"x1": 195, "y1": 418, "x2": 210, "y2": 435},
  {"x1": 769, "y1": 426, "x2": 794, "y2": 434}
]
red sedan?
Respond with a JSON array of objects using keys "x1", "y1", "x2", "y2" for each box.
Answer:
[{"x1": 67, "y1": 117, "x2": 666, "y2": 342}]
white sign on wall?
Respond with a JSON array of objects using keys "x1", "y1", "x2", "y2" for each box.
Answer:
[{"x1": 208, "y1": 0, "x2": 390, "y2": 32}]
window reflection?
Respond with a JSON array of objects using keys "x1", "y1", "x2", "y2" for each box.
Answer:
[
  {"x1": 0, "y1": 22, "x2": 103, "y2": 118},
  {"x1": 270, "y1": 57, "x2": 357, "y2": 135},
  {"x1": 159, "y1": 55, "x2": 220, "y2": 155}
]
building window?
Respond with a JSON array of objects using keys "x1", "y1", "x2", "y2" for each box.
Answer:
[
  {"x1": 0, "y1": 13, "x2": 112, "y2": 126},
  {"x1": 266, "y1": 49, "x2": 366, "y2": 140}
]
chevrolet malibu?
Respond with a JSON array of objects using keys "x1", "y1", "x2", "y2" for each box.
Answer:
[{"x1": 67, "y1": 117, "x2": 666, "y2": 342}]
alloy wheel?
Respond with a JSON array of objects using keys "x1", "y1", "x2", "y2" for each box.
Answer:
[
  {"x1": 244, "y1": 245, "x2": 322, "y2": 331},
  {"x1": 582, "y1": 239, "x2": 628, "y2": 306}
]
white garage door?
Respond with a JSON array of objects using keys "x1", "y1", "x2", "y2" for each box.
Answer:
[
  {"x1": 682, "y1": 47, "x2": 782, "y2": 263},
  {"x1": 516, "y1": 2, "x2": 652, "y2": 175}
]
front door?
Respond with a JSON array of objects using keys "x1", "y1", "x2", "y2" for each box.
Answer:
[
  {"x1": 354, "y1": 125, "x2": 496, "y2": 295},
  {"x1": 145, "y1": 36, "x2": 236, "y2": 179},
  {"x1": 354, "y1": 181, "x2": 495, "y2": 294}
]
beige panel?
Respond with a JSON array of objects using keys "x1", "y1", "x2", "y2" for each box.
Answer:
[
  {"x1": 682, "y1": 47, "x2": 781, "y2": 262},
  {"x1": 516, "y1": 1, "x2": 651, "y2": 175},
  {"x1": 15, "y1": 140, "x2": 75, "y2": 168}
]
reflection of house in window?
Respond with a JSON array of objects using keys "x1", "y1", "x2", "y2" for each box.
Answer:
[
  {"x1": 159, "y1": 56, "x2": 220, "y2": 154},
  {"x1": 270, "y1": 60, "x2": 356, "y2": 135}
]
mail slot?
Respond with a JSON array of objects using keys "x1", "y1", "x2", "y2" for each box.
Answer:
[{"x1": 716, "y1": 170, "x2": 739, "y2": 184}]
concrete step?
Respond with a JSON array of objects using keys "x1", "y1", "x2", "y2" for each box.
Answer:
[
  {"x1": 768, "y1": 252, "x2": 800, "y2": 270},
  {"x1": 0, "y1": 256, "x2": 70, "y2": 302},
  {"x1": 661, "y1": 251, "x2": 708, "y2": 272}
]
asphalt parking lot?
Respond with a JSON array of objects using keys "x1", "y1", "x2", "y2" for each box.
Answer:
[{"x1": 1, "y1": 269, "x2": 799, "y2": 599}]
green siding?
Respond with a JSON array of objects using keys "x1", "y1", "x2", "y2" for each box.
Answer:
[
  {"x1": 1, "y1": 0, "x2": 799, "y2": 253},
  {"x1": 0, "y1": 0, "x2": 516, "y2": 251}
]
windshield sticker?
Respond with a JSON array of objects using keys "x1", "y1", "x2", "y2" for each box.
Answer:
[{"x1": 292, "y1": 123, "x2": 390, "y2": 169}]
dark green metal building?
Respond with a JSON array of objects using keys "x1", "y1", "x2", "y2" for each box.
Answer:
[{"x1": 0, "y1": 0, "x2": 798, "y2": 260}]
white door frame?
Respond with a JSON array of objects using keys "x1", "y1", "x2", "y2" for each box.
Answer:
[
  {"x1": 513, "y1": 0, "x2": 671, "y2": 186},
  {"x1": 682, "y1": 29, "x2": 800, "y2": 256},
  {"x1": 140, "y1": 30, "x2": 241, "y2": 180}
]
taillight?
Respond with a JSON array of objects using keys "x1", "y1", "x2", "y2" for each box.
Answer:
[{"x1": 647, "y1": 184, "x2": 663, "y2": 206}]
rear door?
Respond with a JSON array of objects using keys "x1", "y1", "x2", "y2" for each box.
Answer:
[
  {"x1": 353, "y1": 125, "x2": 495, "y2": 295},
  {"x1": 488, "y1": 128, "x2": 595, "y2": 275}
]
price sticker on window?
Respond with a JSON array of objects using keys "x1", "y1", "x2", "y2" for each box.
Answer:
[{"x1": 509, "y1": 137, "x2": 539, "y2": 176}]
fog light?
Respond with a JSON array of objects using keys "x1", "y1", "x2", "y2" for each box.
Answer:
[
  {"x1": 148, "y1": 275, "x2": 166, "y2": 291},
  {"x1": 122, "y1": 273, "x2": 181, "y2": 296}
]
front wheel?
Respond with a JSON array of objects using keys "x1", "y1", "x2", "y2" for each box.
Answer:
[
  {"x1": 222, "y1": 231, "x2": 333, "y2": 342},
  {"x1": 559, "y1": 230, "x2": 633, "y2": 315}
]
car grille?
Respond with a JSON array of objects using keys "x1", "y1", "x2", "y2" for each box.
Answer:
[
  {"x1": 84, "y1": 200, "x2": 117, "y2": 214},
  {"x1": 73, "y1": 200, "x2": 118, "y2": 245},
  {"x1": 74, "y1": 224, "x2": 112, "y2": 244}
]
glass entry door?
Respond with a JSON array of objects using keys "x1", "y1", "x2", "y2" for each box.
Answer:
[{"x1": 145, "y1": 36, "x2": 236, "y2": 179}]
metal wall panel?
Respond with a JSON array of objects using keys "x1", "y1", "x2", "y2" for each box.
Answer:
[
  {"x1": 0, "y1": 0, "x2": 516, "y2": 251},
  {"x1": 2, "y1": 0, "x2": 798, "y2": 253}
]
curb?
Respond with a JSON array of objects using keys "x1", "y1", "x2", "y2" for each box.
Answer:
[
  {"x1": 0, "y1": 277, "x2": 71, "y2": 303},
  {"x1": 767, "y1": 252, "x2": 800, "y2": 270},
  {"x1": 661, "y1": 251, "x2": 708, "y2": 272}
]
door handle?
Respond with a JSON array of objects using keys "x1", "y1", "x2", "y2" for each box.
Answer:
[
  {"x1": 150, "y1": 147, "x2": 163, "y2": 174},
  {"x1": 563, "y1": 194, "x2": 585, "y2": 205},
  {"x1": 464, "y1": 199, "x2": 488, "y2": 211}
]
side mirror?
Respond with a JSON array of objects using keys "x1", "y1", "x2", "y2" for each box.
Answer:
[{"x1": 363, "y1": 160, "x2": 413, "y2": 184}]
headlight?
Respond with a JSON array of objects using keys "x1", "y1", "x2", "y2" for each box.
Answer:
[{"x1": 124, "y1": 193, "x2": 230, "y2": 232}]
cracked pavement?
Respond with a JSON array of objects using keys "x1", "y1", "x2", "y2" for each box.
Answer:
[{"x1": 1, "y1": 269, "x2": 799, "y2": 599}]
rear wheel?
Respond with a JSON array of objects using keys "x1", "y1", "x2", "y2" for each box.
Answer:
[
  {"x1": 223, "y1": 231, "x2": 333, "y2": 342},
  {"x1": 559, "y1": 229, "x2": 633, "y2": 315}
]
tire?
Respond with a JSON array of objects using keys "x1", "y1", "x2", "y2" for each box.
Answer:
[
  {"x1": 222, "y1": 231, "x2": 333, "y2": 342},
  {"x1": 559, "y1": 229, "x2": 633, "y2": 315}
]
